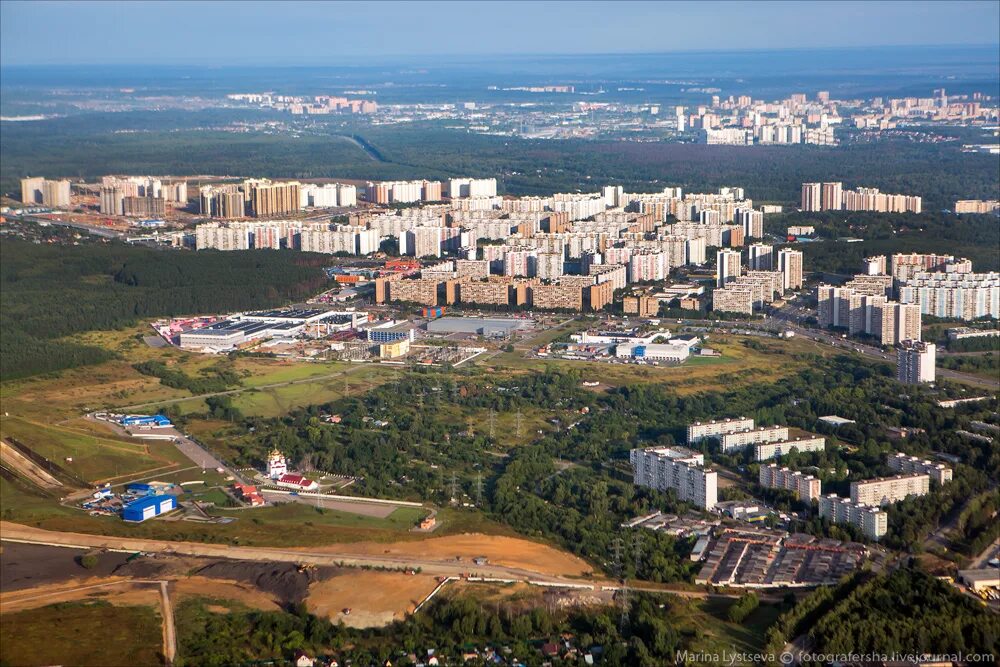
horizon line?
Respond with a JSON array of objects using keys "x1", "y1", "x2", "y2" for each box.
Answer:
[{"x1": 3, "y1": 42, "x2": 999, "y2": 68}]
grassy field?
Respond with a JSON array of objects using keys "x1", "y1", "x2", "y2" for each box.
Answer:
[
  {"x1": 0, "y1": 601, "x2": 163, "y2": 667},
  {"x1": 490, "y1": 333, "x2": 830, "y2": 395},
  {"x1": 0, "y1": 324, "x2": 402, "y2": 420},
  {"x1": 0, "y1": 415, "x2": 189, "y2": 484},
  {"x1": 685, "y1": 596, "x2": 783, "y2": 654}
]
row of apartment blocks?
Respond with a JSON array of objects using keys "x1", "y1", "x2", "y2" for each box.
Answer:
[
  {"x1": 817, "y1": 452, "x2": 951, "y2": 540},
  {"x1": 817, "y1": 286, "x2": 921, "y2": 345},
  {"x1": 818, "y1": 496, "x2": 888, "y2": 540},
  {"x1": 801, "y1": 182, "x2": 922, "y2": 213},
  {"x1": 887, "y1": 452, "x2": 953, "y2": 484},
  {"x1": 630, "y1": 447, "x2": 718, "y2": 510},
  {"x1": 20, "y1": 177, "x2": 72, "y2": 208},
  {"x1": 375, "y1": 271, "x2": 620, "y2": 312},
  {"x1": 687, "y1": 418, "x2": 826, "y2": 462},
  {"x1": 954, "y1": 199, "x2": 1000, "y2": 215},
  {"x1": 713, "y1": 248, "x2": 803, "y2": 315},
  {"x1": 98, "y1": 176, "x2": 188, "y2": 217}
]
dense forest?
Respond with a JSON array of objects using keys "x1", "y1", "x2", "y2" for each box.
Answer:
[
  {"x1": 808, "y1": 569, "x2": 1000, "y2": 655},
  {"x1": 3, "y1": 111, "x2": 998, "y2": 209},
  {"x1": 0, "y1": 240, "x2": 327, "y2": 379}
]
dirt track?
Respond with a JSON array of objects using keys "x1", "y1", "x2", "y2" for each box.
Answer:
[{"x1": 0, "y1": 522, "x2": 592, "y2": 584}]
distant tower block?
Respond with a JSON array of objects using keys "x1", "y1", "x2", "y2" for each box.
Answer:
[{"x1": 267, "y1": 449, "x2": 288, "y2": 479}]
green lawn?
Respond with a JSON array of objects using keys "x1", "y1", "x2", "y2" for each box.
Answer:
[
  {"x1": 0, "y1": 416, "x2": 186, "y2": 484},
  {"x1": 0, "y1": 601, "x2": 163, "y2": 667}
]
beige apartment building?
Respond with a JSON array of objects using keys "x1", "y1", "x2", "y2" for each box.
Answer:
[{"x1": 850, "y1": 473, "x2": 930, "y2": 506}]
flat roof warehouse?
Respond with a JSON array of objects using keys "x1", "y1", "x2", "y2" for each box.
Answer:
[{"x1": 426, "y1": 316, "x2": 530, "y2": 337}]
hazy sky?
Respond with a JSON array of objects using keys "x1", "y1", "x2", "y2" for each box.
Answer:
[{"x1": 2, "y1": 0, "x2": 998, "y2": 66}]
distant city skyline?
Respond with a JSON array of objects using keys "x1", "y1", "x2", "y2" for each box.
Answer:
[{"x1": 1, "y1": 0, "x2": 998, "y2": 66}]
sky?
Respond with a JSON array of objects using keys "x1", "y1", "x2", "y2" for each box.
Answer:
[{"x1": 1, "y1": 0, "x2": 998, "y2": 66}]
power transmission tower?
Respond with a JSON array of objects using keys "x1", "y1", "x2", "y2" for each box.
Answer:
[
  {"x1": 631, "y1": 530, "x2": 642, "y2": 575},
  {"x1": 449, "y1": 473, "x2": 458, "y2": 504},
  {"x1": 515, "y1": 408, "x2": 523, "y2": 438},
  {"x1": 475, "y1": 472, "x2": 483, "y2": 507},
  {"x1": 618, "y1": 578, "x2": 630, "y2": 633},
  {"x1": 611, "y1": 536, "x2": 623, "y2": 580},
  {"x1": 488, "y1": 409, "x2": 496, "y2": 440},
  {"x1": 343, "y1": 374, "x2": 349, "y2": 396}
]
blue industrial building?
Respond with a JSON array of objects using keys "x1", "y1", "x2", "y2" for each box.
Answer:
[
  {"x1": 123, "y1": 494, "x2": 176, "y2": 522},
  {"x1": 120, "y1": 414, "x2": 172, "y2": 427}
]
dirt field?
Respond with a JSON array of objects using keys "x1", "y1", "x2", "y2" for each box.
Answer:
[
  {"x1": 299, "y1": 533, "x2": 593, "y2": 577},
  {"x1": 0, "y1": 542, "x2": 131, "y2": 591},
  {"x1": 306, "y1": 571, "x2": 439, "y2": 628},
  {"x1": 0, "y1": 577, "x2": 161, "y2": 613}
]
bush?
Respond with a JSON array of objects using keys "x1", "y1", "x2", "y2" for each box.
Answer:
[{"x1": 79, "y1": 554, "x2": 99, "y2": 569}]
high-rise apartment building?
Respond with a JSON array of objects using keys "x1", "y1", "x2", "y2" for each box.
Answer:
[
  {"x1": 21, "y1": 177, "x2": 71, "y2": 208},
  {"x1": 716, "y1": 249, "x2": 742, "y2": 287},
  {"x1": 630, "y1": 446, "x2": 718, "y2": 510},
  {"x1": 712, "y1": 286, "x2": 755, "y2": 315},
  {"x1": 821, "y1": 182, "x2": 843, "y2": 210},
  {"x1": 735, "y1": 208, "x2": 764, "y2": 239},
  {"x1": 863, "y1": 256, "x2": 887, "y2": 275},
  {"x1": 897, "y1": 340, "x2": 936, "y2": 384},
  {"x1": 801, "y1": 182, "x2": 822, "y2": 211},
  {"x1": 777, "y1": 249, "x2": 803, "y2": 290},
  {"x1": 747, "y1": 243, "x2": 774, "y2": 270},
  {"x1": 249, "y1": 181, "x2": 301, "y2": 218}
]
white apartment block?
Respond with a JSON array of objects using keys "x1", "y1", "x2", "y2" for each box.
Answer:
[
  {"x1": 755, "y1": 435, "x2": 826, "y2": 462},
  {"x1": 897, "y1": 340, "x2": 936, "y2": 384},
  {"x1": 716, "y1": 249, "x2": 742, "y2": 287},
  {"x1": 818, "y1": 495, "x2": 888, "y2": 540},
  {"x1": 687, "y1": 417, "x2": 755, "y2": 444},
  {"x1": 887, "y1": 453, "x2": 953, "y2": 485},
  {"x1": 898, "y1": 272, "x2": 999, "y2": 321},
  {"x1": 448, "y1": 178, "x2": 498, "y2": 198},
  {"x1": 850, "y1": 473, "x2": 929, "y2": 507},
  {"x1": 630, "y1": 447, "x2": 718, "y2": 510},
  {"x1": 720, "y1": 426, "x2": 790, "y2": 453},
  {"x1": 759, "y1": 464, "x2": 822, "y2": 502}
]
